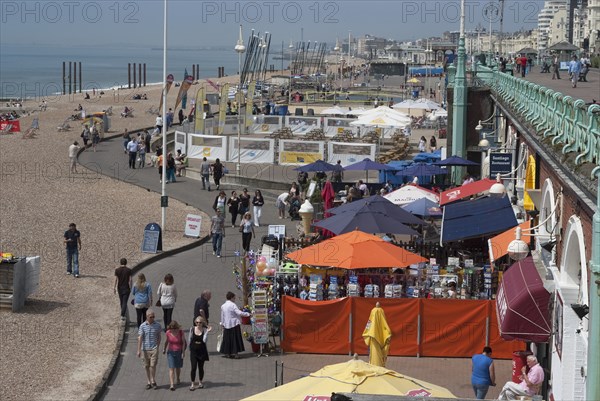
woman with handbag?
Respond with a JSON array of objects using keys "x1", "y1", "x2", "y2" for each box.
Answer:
[
  {"x1": 132, "y1": 273, "x2": 152, "y2": 327},
  {"x1": 189, "y1": 316, "x2": 212, "y2": 390},
  {"x1": 219, "y1": 291, "x2": 251, "y2": 359},
  {"x1": 162, "y1": 320, "x2": 186, "y2": 391},
  {"x1": 239, "y1": 212, "x2": 255, "y2": 254},
  {"x1": 157, "y1": 274, "x2": 177, "y2": 330},
  {"x1": 227, "y1": 190, "x2": 240, "y2": 228}
]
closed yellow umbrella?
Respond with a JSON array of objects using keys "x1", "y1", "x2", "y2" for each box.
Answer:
[
  {"x1": 362, "y1": 302, "x2": 392, "y2": 367},
  {"x1": 240, "y1": 355, "x2": 456, "y2": 400}
]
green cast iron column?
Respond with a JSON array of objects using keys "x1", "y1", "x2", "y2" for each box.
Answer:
[
  {"x1": 587, "y1": 171, "x2": 600, "y2": 400},
  {"x1": 451, "y1": 0, "x2": 468, "y2": 184}
]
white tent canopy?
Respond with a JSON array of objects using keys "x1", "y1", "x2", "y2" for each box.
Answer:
[{"x1": 383, "y1": 185, "x2": 440, "y2": 205}]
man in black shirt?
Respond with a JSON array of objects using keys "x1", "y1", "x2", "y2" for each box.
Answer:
[
  {"x1": 238, "y1": 188, "x2": 251, "y2": 215},
  {"x1": 193, "y1": 290, "x2": 212, "y2": 323},
  {"x1": 64, "y1": 223, "x2": 81, "y2": 277},
  {"x1": 114, "y1": 258, "x2": 133, "y2": 320}
]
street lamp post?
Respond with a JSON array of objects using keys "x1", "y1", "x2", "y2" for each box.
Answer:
[
  {"x1": 234, "y1": 24, "x2": 246, "y2": 176},
  {"x1": 161, "y1": 0, "x2": 168, "y2": 230}
]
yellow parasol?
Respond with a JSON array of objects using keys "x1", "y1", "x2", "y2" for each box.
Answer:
[
  {"x1": 240, "y1": 355, "x2": 456, "y2": 400},
  {"x1": 407, "y1": 77, "x2": 421, "y2": 84},
  {"x1": 362, "y1": 302, "x2": 392, "y2": 367}
]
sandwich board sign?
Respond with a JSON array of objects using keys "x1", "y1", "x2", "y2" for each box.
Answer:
[
  {"x1": 142, "y1": 223, "x2": 162, "y2": 253},
  {"x1": 184, "y1": 214, "x2": 202, "y2": 238}
]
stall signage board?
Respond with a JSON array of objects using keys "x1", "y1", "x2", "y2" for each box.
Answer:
[
  {"x1": 184, "y1": 214, "x2": 202, "y2": 238},
  {"x1": 448, "y1": 257, "x2": 459, "y2": 266},
  {"x1": 268, "y1": 225, "x2": 286, "y2": 239},
  {"x1": 252, "y1": 290, "x2": 269, "y2": 344},
  {"x1": 142, "y1": 223, "x2": 162, "y2": 253},
  {"x1": 489, "y1": 152, "x2": 513, "y2": 177}
]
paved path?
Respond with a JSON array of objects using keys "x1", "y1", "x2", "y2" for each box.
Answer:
[
  {"x1": 81, "y1": 134, "x2": 511, "y2": 400},
  {"x1": 520, "y1": 66, "x2": 598, "y2": 103}
]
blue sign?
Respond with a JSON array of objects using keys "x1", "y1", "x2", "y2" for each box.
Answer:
[
  {"x1": 489, "y1": 152, "x2": 513, "y2": 178},
  {"x1": 142, "y1": 223, "x2": 162, "y2": 253}
]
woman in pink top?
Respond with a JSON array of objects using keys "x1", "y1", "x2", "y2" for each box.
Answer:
[{"x1": 162, "y1": 320, "x2": 187, "y2": 391}]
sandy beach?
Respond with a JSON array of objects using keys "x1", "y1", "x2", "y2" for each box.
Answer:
[{"x1": 0, "y1": 73, "x2": 247, "y2": 400}]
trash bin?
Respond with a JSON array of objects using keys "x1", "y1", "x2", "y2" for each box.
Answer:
[{"x1": 512, "y1": 351, "x2": 533, "y2": 383}]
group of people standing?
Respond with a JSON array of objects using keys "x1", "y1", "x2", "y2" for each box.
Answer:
[{"x1": 209, "y1": 188, "x2": 264, "y2": 257}]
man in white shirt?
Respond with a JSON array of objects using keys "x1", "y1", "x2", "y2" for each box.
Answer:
[
  {"x1": 155, "y1": 115, "x2": 163, "y2": 133},
  {"x1": 127, "y1": 138, "x2": 139, "y2": 169},
  {"x1": 68, "y1": 141, "x2": 80, "y2": 173}
]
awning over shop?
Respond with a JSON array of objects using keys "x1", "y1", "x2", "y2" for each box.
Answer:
[
  {"x1": 441, "y1": 196, "x2": 518, "y2": 243},
  {"x1": 496, "y1": 257, "x2": 551, "y2": 342},
  {"x1": 440, "y1": 178, "x2": 497, "y2": 206},
  {"x1": 488, "y1": 220, "x2": 533, "y2": 263}
]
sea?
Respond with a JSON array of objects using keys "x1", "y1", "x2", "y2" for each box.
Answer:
[{"x1": 0, "y1": 43, "x2": 263, "y2": 99}]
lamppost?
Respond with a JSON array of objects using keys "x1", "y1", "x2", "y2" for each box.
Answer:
[
  {"x1": 234, "y1": 24, "x2": 246, "y2": 176},
  {"x1": 160, "y1": 0, "x2": 168, "y2": 229}
]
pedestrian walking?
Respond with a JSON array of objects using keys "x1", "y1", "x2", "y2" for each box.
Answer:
[
  {"x1": 239, "y1": 212, "x2": 255, "y2": 253},
  {"x1": 552, "y1": 55, "x2": 561, "y2": 80},
  {"x1": 276, "y1": 192, "x2": 290, "y2": 219},
  {"x1": 127, "y1": 137, "x2": 138, "y2": 169},
  {"x1": 166, "y1": 152, "x2": 176, "y2": 183},
  {"x1": 122, "y1": 128, "x2": 130, "y2": 154},
  {"x1": 80, "y1": 124, "x2": 90, "y2": 147},
  {"x1": 228, "y1": 191, "x2": 240, "y2": 227},
  {"x1": 238, "y1": 188, "x2": 250, "y2": 215},
  {"x1": 163, "y1": 320, "x2": 186, "y2": 391},
  {"x1": 189, "y1": 316, "x2": 211, "y2": 390},
  {"x1": 429, "y1": 135, "x2": 437, "y2": 152},
  {"x1": 157, "y1": 152, "x2": 164, "y2": 183},
  {"x1": 418, "y1": 136, "x2": 427, "y2": 152},
  {"x1": 213, "y1": 190, "x2": 227, "y2": 219},
  {"x1": 331, "y1": 161, "x2": 343, "y2": 183},
  {"x1": 471, "y1": 346, "x2": 496, "y2": 399},
  {"x1": 132, "y1": 273, "x2": 153, "y2": 327},
  {"x1": 137, "y1": 141, "x2": 146, "y2": 168},
  {"x1": 137, "y1": 309, "x2": 161, "y2": 389},
  {"x1": 91, "y1": 123, "x2": 100, "y2": 152},
  {"x1": 252, "y1": 190, "x2": 264, "y2": 227},
  {"x1": 568, "y1": 55, "x2": 582, "y2": 88},
  {"x1": 64, "y1": 223, "x2": 81, "y2": 277},
  {"x1": 200, "y1": 157, "x2": 211, "y2": 191},
  {"x1": 193, "y1": 290, "x2": 212, "y2": 323},
  {"x1": 178, "y1": 109, "x2": 184, "y2": 125},
  {"x1": 155, "y1": 115, "x2": 163, "y2": 133},
  {"x1": 68, "y1": 141, "x2": 80, "y2": 173},
  {"x1": 113, "y1": 258, "x2": 132, "y2": 320},
  {"x1": 210, "y1": 209, "x2": 225, "y2": 258},
  {"x1": 212, "y1": 158, "x2": 224, "y2": 190},
  {"x1": 144, "y1": 129, "x2": 151, "y2": 153},
  {"x1": 219, "y1": 291, "x2": 251, "y2": 359},
  {"x1": 157, "y1": 274, "x2": 177, "y2": 329}
]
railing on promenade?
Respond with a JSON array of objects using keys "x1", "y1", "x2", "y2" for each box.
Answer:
[{"x1": 472, "y1": 65, "x2": 600, "y2": 179}]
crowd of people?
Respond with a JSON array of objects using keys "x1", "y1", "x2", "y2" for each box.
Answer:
[{"x1": 111, "y1": 260, "x2": 252, "y2": 391}]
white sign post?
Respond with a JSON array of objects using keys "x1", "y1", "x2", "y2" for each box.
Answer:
[{"x1": 184, "y1": 214, "x2": 202, "y2": 238}]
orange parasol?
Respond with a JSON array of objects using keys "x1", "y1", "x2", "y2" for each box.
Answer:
[{"x1": 285, "y1": 230, "x2": 427, "y2": 269}]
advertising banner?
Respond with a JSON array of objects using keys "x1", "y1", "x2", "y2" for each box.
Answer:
[
  {"x1": 194, "y1": 86, "x2": 205, "y2": 134},
  {"x1": 323, "y1": 117, "x2": 359, "y2": 137},
  {"x1": 278, "y1": 139, "x2": 324, "y2": 165},
  {"x1": 228, "y1": 137, "x2": 275, "y2": 163},
  {"x1": 248, "y1": 115, "x2": 282, "y2": 134},
  {"x1": 187, "y1": 134, "x2": 227, "y2": 160},
  {"x1": 285, "y1": 116, "x2": 321, "y2": 134},
  {"x1": 245, "y1": 81, "x2": 256, "y2": 130},
  {"x1": 327, "y1": 142, "x2": 376, "y2": 165},
  {"x1": 218, "y1": 84, "x2": 229, "y2": 135}
]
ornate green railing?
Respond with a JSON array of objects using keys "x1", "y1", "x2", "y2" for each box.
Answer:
[{"x1": 474, "y1": 65, "x2": 600, "y2": 179}]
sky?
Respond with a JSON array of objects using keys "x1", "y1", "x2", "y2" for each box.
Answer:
[{"x1": 0, "y1": 0, "x2": 547, "y2": 47}]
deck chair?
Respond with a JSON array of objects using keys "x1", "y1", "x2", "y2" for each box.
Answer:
[
  {"x1": 121, "y1": 108, "x2": 134, "y2": 118},
  {"x1": 22, "y1": 118, "x2": 39, "y2": 139},
  {"x1": 146, "y1": 106, "x2": 158, "y2": 115},
  {"x1": 57, "y1": 119, "x2": 71, "y2": 132},
  {"x1": 0, "y1": 124, "x2": 13, "y2": 135}
]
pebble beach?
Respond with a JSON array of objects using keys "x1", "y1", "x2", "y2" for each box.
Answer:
[{"x1": 0, "y1": 75, "x2": 245, "y2": 401}]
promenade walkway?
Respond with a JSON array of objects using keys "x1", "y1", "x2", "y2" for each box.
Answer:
[
  {"x1": 515, "y1": 66, "x2": 598, "y2": 103},
  {"x1": 80, "y1": 128, "x2": 511, "y2": 400}
]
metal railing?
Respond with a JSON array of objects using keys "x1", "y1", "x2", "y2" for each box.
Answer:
[{"x1": 472, "y1": 65, "x2": 600, "y2": 179}]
